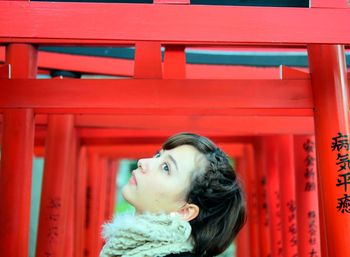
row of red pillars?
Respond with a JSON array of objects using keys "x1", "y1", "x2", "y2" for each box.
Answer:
[
  {"x1": 235, "y1": 45, "x2": 350, "y2": 257},
  {"x1": 0, "y1": 44, "x2": 350, "y2": 257},
  {"x1": 0, "y1": 44, "x2": 118, "y2": 257}
]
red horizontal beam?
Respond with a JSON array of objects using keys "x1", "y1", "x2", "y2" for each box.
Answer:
[
  {"x1": 32, "y1": 127, "x2": 255, "y2": 146},
  {"x1": 0, "y1": 79, "x2": 313, "y2": 113},
  {"x1": 60, "y1": 115, "x2": 316, "y2": 135},
  {"x1": 88, "y1": 143, "x2": 245, "y2": 159},
  {"x1": 1, "y1": 2, "x2": 350, "y2": 45}
]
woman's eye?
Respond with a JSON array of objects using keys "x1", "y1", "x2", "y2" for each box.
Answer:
[
  {"x1": 154, "y1": 152, "x2": 161, "y2": 158},
  {"x1": 161, "y1": 163, "x2": 170, "y2": 173}
]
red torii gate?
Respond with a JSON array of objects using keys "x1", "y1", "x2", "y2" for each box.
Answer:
[{"x1": 0, "y1": 1, "x2": 350, "y2": 257}]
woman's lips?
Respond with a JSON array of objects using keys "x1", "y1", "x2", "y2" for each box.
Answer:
[{"x1": 129, "y1": 172, "x2": 137, "y2": 185}]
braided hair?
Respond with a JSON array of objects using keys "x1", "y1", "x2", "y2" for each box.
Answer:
[{"x1": 162, "y1": 133, "x2": 247, "y2": 257}]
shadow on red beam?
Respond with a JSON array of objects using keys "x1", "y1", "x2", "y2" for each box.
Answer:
[{"x1": 1, "y1": 2, "x2": 350, "y2": 45}]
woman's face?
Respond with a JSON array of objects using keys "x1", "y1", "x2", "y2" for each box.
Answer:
[{"x1": 122, "y1": 144, "x2": 206, "y2": 213}]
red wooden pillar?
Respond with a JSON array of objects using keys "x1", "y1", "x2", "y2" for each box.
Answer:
[
  {"x1": 265, "y1": 137, "x2": 283, "y2": 257},
  {"x1": 163, "y1": 45, "x2": 186, "y2": 79},
  {"x1": 74, "y1": 146, "x2": 88, "y2": 257},
  {"x1": 235, "y1": 155, "x2": 250, "y2": 257},
  {"x1": 36, "y1": 115, "x2": 75, "y2": 257},
  {"x1": 308, "y1": 44, "x2": 350, "y2": 257},
  {"x1": 64, "y1": 125, "x2": 79, "y2": 257},
  {"x1": 278, "y1": 135, "x2": 298, "y2": 257},
  {"x1": 85, "y1": 152, "x2": 108, "y2": 257},
  {"x1": 294, "y1": 136, "x2": 321, "y2": 257},
  {"x1": 242, "y1": 144, "x2": 260, "y2": 257},
  {"x1": 0, "y1": 43, "x2": 36, "y2": 257},
  {"x1": 254, "y1": 137, "x2": 272, "y2": 257},
  {"x1": 5, "y1": 43, "x2": 38, "y2": 78},
  {"x1": 105, "y1": 160, "x2": 119, "y2": 221},
  {"x1": 0, "y1": 109, "x2": 35, "y2": 257},
  {"x1": 134, "y1": 42, "x2": 162, "y2": 79}
]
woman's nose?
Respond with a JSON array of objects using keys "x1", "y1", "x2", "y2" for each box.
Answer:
[
  {"x1": 137, "y1": 157, "x2": 157, "y2": 173},
  {"x1": 137, "y1": 158, "x2": 148, "y2": 173}
]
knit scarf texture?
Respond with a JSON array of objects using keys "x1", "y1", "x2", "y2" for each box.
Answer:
[{"x1": 99, "y1": 212, "x2": 194, "y2": 257}]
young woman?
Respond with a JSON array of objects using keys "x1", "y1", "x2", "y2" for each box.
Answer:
[{"x1": 100, "y1": 132, "x2": 246, "y2": 257}]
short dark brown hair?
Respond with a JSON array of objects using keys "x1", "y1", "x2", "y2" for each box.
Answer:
[{"x1": 163, "y1": 132, "x2": 247, "y2": 257}]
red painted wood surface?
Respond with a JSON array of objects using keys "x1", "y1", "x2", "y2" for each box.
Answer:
[
  {"x1": 73, "y1": 117, "x2": 314, "y2": 137},
  {"x1": 54, "y1": 116, "x2": 313, "y2": 141},
  {"x1": 36, "y1": 115, "x2": 75, "y2": 257},
  {"x1": 280, "y1": 66, "x2": 310, "y2": 80},
  {"x1": 0, "y1": 79, "x2": 313, "y2": 110},
  {"x1": 294, "y1": 136, "x2": 321, "y2": 257},
  {"x1": 0, "y1": 46, "x2": 311, "y2": 79},
  {"x1": 75, "y1": 146, "x2": 88, "y2": 257},
  {"x1": 5, "y1": 44, "x2": 37, "y2": 78},
  {"x1": 163, "y1": 45, "x2": 186, "y2": 79},
  {"x1": 0, "y1": 43, "x2": 36, "y2": 257},
  {"x1": 0, "y1": 46, "x2": 307, "y2": 79},
  {"x1": 0, "y1": 64, "x2": 10, "y2": 78},
  {"x1": 98, "y1": 157, "x2": 108, "y2": 253},
  {"x1": 243, "y1": 144, "x2": 260, "y2": 257},
  {"x1": 235, "y1": 156, "x2": 250, "y2": 257},
  {"x1": 278, "y1": 135, "x2": 298, "y2": 257},
  {"x1": 0, "y1": 109, "x2": 35, "y2": 257},
  {"x1": 311, "y1": 0, "x2": 349, "y2": 8},
  {"x1": 254, "y1": 137, "x2": 272, "y2": 257},
  {"x1": 85, "y1": 152, "x2": 107, "y2": 257},
  {"x1": 89, "y1": 143, "x2": 245, "y2": 159},
  {"x1": 154, "y1": 0, "x2": 189, "y2": 4},
  {"x1": 308, "y1": 44, "x2": 350, "y2": 257},
  {"x1": 105, "y1": 160, "x2": 118, "y2": 221},
  {"x1": 64, "y1": 126, "x2": 79, "y2": 257},
  {"x1": 33, "y1": 127, "x2": 254, "y2": 147},
  {"x1": 1, "y1": 2, "x2": 350, "y2": 45},
  {"x1": 134, "y1": 42, "x2": 162, "y2": 79},
  {"x1": 265, "y1": 137, "x2": 283, "y2": 257}
]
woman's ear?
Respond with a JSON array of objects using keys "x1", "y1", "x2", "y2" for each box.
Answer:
[{"x1": 178, "y1": 203, "x2": 200, "y2": 222}]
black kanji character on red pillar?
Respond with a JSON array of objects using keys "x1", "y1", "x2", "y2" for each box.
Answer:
[
  {"x1": 337, "y1": 194, "x2": 350, "y2": 213},
  {"x1": 336, "y1": 172, "x2": 350, "y2": 191},
  {"x1": 307, "y1": 210, "x2": 316, "y2": 218},
  {"x1": 305, "y1": 155, "x2": 316, "y2": 166},
  {"x1": 305, "y1": 167, "x2": 315, "y2": 178},
  {"x1": 303, "y1": 139, "x2": 315, "y2": 153},
  {"x1": 336, "y1": 153, "x2": 350, "y2": 172},
  {"x1": 309, "y1": 249, "x2": 318, "y2": 257},
  {"x1": 331, "y1": 132, "x2": 349, "y2": 151},
  {"x1": 305, "y1": 181, "x2": 316, "y2": 191}
]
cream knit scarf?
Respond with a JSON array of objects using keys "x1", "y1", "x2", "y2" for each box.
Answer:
[{"x1": 99, "y1": 212, "x2": 194, "y2": 257}]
